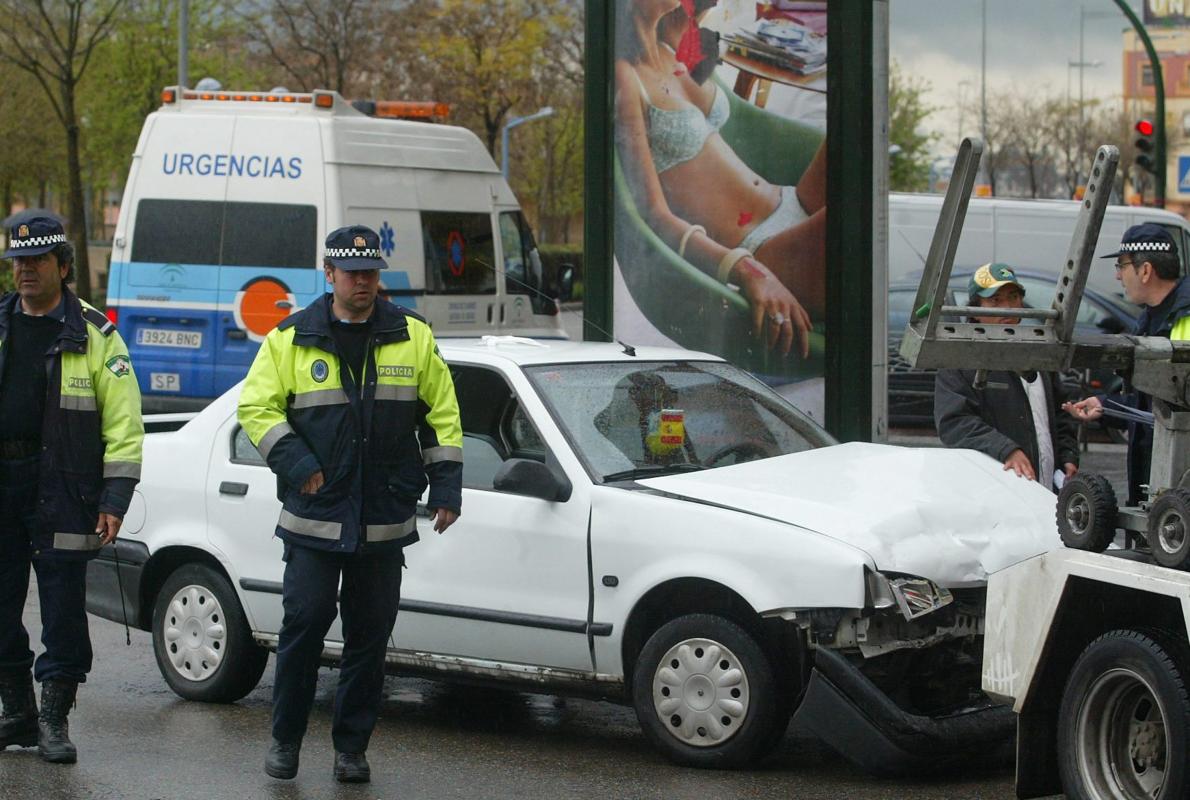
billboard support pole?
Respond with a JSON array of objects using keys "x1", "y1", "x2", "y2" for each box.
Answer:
[
  {"x1": 825, "y1": 1, "x2": 882, "y2": 441},
  {"x1": 582, "y1": 0, "x2": 614, "y2": 341}
]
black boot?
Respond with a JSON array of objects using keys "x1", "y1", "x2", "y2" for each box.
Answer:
[
  {"x1": 265, "y1": 738, "x2": 301, "y2": 779},
  {"x1": 334, "y1": 751, "x2": 371, "y2": 783},
  {"x1": 37, "y1": 680, "x2": 77, "y2": 764},
  {"x1": 0, "y1": 671, "x2": 37, "y2": 749}
]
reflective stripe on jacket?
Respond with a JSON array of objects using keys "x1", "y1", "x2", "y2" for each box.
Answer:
[
  {"x1": 0, "y1": 289, "x2": 144, "y2": 559},
  {"x1": 238, "y1": 294, "x2": 462, "y2": 554}
]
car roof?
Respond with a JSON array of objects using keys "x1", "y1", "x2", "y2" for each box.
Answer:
[{"x1": 436, "y1": 337, "x2": 724, "y2": 367}]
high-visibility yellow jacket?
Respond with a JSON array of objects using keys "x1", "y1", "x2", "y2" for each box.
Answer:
[
  {"x1": 238, "y1": 294, "x2": 462, "y2": 554},
  {"x1": 0, "y1": 289, "x2": 143, "y2": 559}
]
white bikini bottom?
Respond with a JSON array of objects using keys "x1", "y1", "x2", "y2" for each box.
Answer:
[{"x1": 738, "y1": 185, "x2": 809, "y2": 254}]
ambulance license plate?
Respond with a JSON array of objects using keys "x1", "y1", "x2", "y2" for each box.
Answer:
[
  {"x1": 137, "y1": 328, "x2": 203, "y2": 348},
  {"x1": 150, "y1": 373, "x2": 181, "y2": 392}
]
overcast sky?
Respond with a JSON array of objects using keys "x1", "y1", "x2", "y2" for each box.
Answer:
[{"x1": 889, "y1": 0, "x2": 1145, "y2": 150}]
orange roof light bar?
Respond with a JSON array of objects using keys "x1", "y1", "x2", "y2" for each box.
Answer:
[
  {"x1": 371, "y1": 100, "x2": 450, "y2": 120},
  {"x1": 161, "y1": 88, "x2": 177, "y2": 104},
  {"x1": 163, "y1": 86, "x2": 318, "y2": 106}
]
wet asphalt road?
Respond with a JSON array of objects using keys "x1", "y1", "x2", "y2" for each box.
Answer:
[{"x1": 0, "y1": 585, "x2": 1032, "y2": 800}]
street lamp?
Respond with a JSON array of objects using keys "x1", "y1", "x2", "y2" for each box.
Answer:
[{"x1": 501, "y1": 107, "x2": 555, "y2": 181}]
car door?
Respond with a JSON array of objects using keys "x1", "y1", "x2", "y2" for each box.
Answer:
[{"x1": 394, "y1": 363, "x2": 594, "y2": 672}]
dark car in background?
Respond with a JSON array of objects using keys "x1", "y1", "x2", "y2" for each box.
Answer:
[{"x1": 888, "y1": 268, "x2": 1141, "y2": 429}]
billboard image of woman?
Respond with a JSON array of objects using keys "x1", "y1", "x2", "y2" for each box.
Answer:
[{"x1": 611, "y1": 0, "x2": 829, "y2": 416}]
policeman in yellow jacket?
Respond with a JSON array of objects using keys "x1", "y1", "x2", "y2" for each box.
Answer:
[
  {"x1": 0, "y1": 215, "x2": 143, "y2": 765},
  {"x1": 239, "y1": 224, "x2": 462, "y2": 784}
]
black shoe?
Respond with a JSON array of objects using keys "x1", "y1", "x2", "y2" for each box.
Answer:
[
  {"x1": 0, "y1": 671, "x2": 37, "y2": 750},
  {"x1": 265, "y1": 738, "x2": 301, "y2": 780},
  {"x1": 37, "y1": 680, "x2": 77, "y2": 764},
  {"x1": 334, "y1": 751, "x2": 371, "y2": 783}
]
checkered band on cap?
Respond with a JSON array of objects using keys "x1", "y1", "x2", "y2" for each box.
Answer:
[
  {"x1": 8, "y1": 233, "x2": 66, "y2": 250},
  {"x1": 326, "y1": 247, "x2": 381, "y2": 258},
  {"x1": 1120, "y1": 241, "x2": 1172, "y2": 252}
]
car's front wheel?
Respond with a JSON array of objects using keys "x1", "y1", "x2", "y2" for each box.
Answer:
[
  {"x1": 631, "y1": 613, "x2": 785, "y2": 768},
  {"x1": 151, "y1": 563, "x2": 268, "y2": 703},
  {"x1": 1058, "y1": 629, "x2": 1190, "y2": 800}
]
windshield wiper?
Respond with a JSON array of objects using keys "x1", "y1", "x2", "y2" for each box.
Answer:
[{"x1": 601, "y1": 464, "x2": 706, "y2": 483}]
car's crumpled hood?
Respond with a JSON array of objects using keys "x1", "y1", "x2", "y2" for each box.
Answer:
[{"x1": 637, "y1": 442, "x2": 1060, "y2": 586}]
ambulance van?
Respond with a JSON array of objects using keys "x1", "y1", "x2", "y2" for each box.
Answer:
[{"x1": 107, "y1": 87, "x2": 567, "y2": 410}]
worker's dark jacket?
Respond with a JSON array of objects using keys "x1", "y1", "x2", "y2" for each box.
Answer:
[
  {"x1": 935, "y1": 368, "x2": 1080, "y2": 483},
  {"x1": 1115, "y1": 277, "x2": 1190, "y2": 504},
  {"x1": 0, "y1": 290, "x2": 144, "y2": 559},
  {"x1": 238, "y1": 294, "x2": 463, "y2": 555}
]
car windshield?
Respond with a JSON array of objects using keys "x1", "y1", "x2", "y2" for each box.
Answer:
[{"x1": 523, "y1": 361, "x2": 828, "y2": 482}]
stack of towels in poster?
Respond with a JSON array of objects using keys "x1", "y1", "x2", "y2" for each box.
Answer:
[{"x1": 723, "y1": 2, "x2": 827, "y2": 76}]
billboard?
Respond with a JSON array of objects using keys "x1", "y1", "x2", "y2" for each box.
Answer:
[
  {"x1": 1145, "y1": 0, "x2": 1190, "y2": 25},
  {"x1": 609, "y1": 0, "x2": 830, "y2": 420}
]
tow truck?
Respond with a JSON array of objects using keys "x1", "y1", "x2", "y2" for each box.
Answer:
[{"x1": 902, "y1": 140, "x2": 1190, "y2": 799}]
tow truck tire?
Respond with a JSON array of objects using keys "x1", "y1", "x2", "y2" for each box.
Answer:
[
  {"x1": 151, "y1": 564, "x2": 268, "y2": 703},
  {"x1": 1057, "y1": 474, "x2": 1118, "y2": 552},
  {"x1": 631, "y1": 614, "x2": 784, "y2": 769},
  {"x1": 1150, "y1": 490, "x2": 1190, "y2": 570},
  {"x1": 1058, "y1": 629, "x2": 1190, "y2": 800}
]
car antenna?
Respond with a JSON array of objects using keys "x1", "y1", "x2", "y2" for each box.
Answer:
[{"x1": 434, "y1": 255, "x2": 638, "y2": 356}]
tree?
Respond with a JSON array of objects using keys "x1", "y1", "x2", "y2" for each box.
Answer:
[
  {"x1": 407, "y1": 0, "x2": 563, "y2": 157},
  {"x1": 0, "y1": 0, "x2": 124, "y2": 302},
  {"x1": 1000, "y1": 92, "x2": 1058, "y2": 199},
  {"x1": 888, "y1": 62, "x2": 936, "y2": 192},
  {"x1": 240, "y1": 0, "x2": 388, "y2": 95}
]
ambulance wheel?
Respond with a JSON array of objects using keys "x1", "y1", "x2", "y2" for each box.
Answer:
[
  {"x1": 1150, "y1": 490, "x2": 1190, "y2": 570},
  {"x1": 631, "y1": 614, "x2": 785, "y2": 769},
  {"x1": 1058, "y1": 629, "x2": 1190, "y2": 800},
  {"x1": 151, "y1": 563, "x2": 267, "y2": 703},
  {"x1": 1058, "y1": 474, "x2": 1118, "y2": 552}
]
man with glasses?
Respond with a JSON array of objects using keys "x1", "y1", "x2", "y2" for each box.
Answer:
[{"x1": 1065, "y1": 223, "x2": 1190, "y2": 505}]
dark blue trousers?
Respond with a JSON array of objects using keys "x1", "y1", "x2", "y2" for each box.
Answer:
[
  {"x1": 0, "y1": 456, "x2": 92, "y2": 684},
  {"x1": 271, "y1": 543, "x2": 402, "y2": 754}
]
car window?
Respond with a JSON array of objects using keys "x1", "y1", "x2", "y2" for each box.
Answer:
[
  {"x1": 422, "y1": 211, "x2": 497, "y2": 295},
  {"x1": 231, "y1": 426, "x2": 267, "y2": 466},
  {"x1": 524, "y1": 361, "x2": 828, "y2": 482},
  {"x1": 452, "y1": 364, "x2": 547, "y2": 490}
]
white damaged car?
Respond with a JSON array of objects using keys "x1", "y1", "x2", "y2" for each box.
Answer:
[{"x1": 86, "y1": 338, "x2": 1059, "y2": 771}]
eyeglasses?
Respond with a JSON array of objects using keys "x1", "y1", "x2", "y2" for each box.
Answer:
[{"x1": 1114, "y1": 259, "x2": 1134, "y2": 272}]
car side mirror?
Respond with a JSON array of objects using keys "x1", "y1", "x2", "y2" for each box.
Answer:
[
  {"x1": 492, "y1": 458, "x2": 571, "y2": 502},
  {"x1": 1097, "y1": 316, "x2": 1126, "y2": 334},
  {"x1": 556, "y1": 265, "x2": 575, "y2": 303}
]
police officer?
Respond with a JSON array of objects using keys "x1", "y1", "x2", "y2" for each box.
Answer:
[
  {"x1": 238, "y1": 225, "x2": 462, "y2": 784},
  {"x1": 0, "y1": 215, "x2": 143, "y2": 764}
]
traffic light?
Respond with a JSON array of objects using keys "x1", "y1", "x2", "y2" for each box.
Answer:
[{"x1": 1135, "y1": 118, "x2": 1157, "y2": 174}]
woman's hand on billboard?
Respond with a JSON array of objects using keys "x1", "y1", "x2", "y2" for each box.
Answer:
[{"x1": 738, "y1": 257, "x2": 811, "y2": 358}]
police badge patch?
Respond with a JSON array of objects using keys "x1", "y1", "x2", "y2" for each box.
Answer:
[
  {"x1": 311, "y1": 359, "x2": 329, "y2": 383},
  {"x1": 105, "y1": 355, "x2": 131, "y2": 377}
]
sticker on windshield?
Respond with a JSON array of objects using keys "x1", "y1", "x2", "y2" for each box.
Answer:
[{"x1": 646, "y1": 408, "x2": 685, "y2": 456}]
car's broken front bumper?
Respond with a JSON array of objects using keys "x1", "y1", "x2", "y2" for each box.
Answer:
[{"x1": 794, "y1": 647, "x2": 1015, "y2": 776}]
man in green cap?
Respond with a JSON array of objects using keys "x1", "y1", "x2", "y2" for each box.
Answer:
[{"x1": 934, "y1": 263, "x2": 1080, "y2": 490}]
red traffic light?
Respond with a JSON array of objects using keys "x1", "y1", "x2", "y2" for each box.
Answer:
[{"x1": 1136, "y1": 119, "x2": 1155, "y2": 136}]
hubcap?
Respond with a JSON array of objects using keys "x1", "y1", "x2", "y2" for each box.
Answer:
[
  {"x1": 652, "y1": 637, "x2": 749, "y2": 747},
  {"x1": 1075, "y1": 667, "x2": 1168, "y2": 798},
  {"x1": 1067, "y1": 493, "x2": 1091, "y2": 535},
  {"x1": 1157, "y1": 509, "x2": 1187, "y2": 556},
  {"x1": 162, "y1": 584, "x2": 226, "y2": 682}
]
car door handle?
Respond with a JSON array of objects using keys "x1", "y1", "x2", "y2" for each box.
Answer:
[{"x1": 219, "y1": 481, "x2": 249, "y2": 496}]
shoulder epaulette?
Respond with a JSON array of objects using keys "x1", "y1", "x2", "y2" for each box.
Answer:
[
  {"x1": 81, "y1": 305, "x2": 116, "y2": 336},
  {"x1": 277, "y1": 314, "x2": 300, "y2": 331},
  {"x1": 397, "y1": 305, "x2": 427, "y2": 325}
]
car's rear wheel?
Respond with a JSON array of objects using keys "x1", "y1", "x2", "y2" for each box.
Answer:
[
  {"x1": 151, "y1": 563, "x2": 267, "y2": 703},
  {"x1": 631, "y1": 613, "x2": 785, "y2": 768},
  {"x1": 1058, "y1": 629, "x2": 1190, "y2": 800}
]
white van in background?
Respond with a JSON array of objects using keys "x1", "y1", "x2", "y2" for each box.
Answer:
[
  {"x1": 107, "y1": 87, "x2": 568, "y2": 410},
  {"x1": 889, "y1": 193, "x2": 1190, "y2": 298}
]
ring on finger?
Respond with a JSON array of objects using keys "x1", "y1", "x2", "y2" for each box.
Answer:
[{"x1": 768, "y1": 311, "x2": 786, "y2": 326}]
